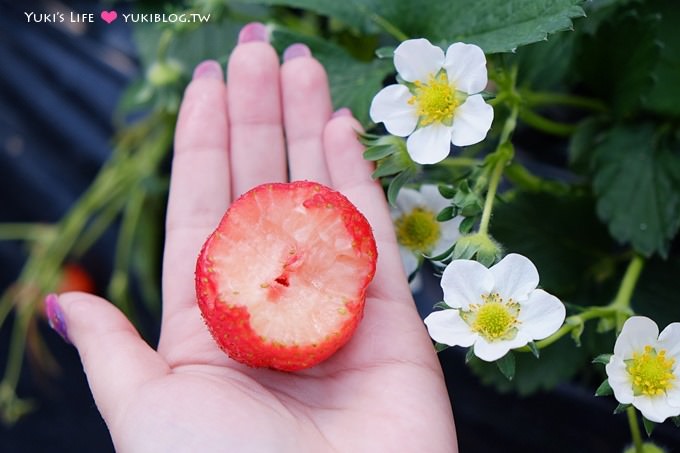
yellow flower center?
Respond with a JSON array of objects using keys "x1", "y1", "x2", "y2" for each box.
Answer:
[
  {"x1": 626, "y1": 345, "x2": 676, "y2": 397},
  {"x1": 408, "y1": 72, "x2": 460, "y2": 126},
  {"x1": 395, "y1": 207, "x2": 441, "y2": 253},
  {"x1": 461, "y1": 293, "x2": 520, "y2": 342}
]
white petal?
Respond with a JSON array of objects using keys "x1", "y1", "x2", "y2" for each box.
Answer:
[
  {"x1": 369, "y1": 84, "x2": 418, "y2": 136},
  {"x1": 472, "y1": 337, "x2": 515, "y2": 362},
  {"x1": 666, "y1": 386, "x2": 680, "y2": 408},
  {"x1": 517, "y1": 289, "x2": 565, "y2": 340},
  {"x1": 424, "y1": 310, "x2": 477, "y2": 347},
  {"x1": 450, "y1": 94, "x2": 494, "y2": 147},
  {"x1": 394, "y1": 187, "x2": 424, "y2": 215},
  {"x1": 432, "y1": 217, "x2": 463, "y2": 256},
  {"x1": 633, "y1": 395, "x2": 680, "y2": 423},
  {"x1": 606, "y1": 357, "x2": 634, "y2": 404},
  {"x1": 614, "y1": 316, "x2": 659, "y2": 358},
  {"x1": 399, "y1": 246, "x2": 419, "y2": 276},
  {"x1": 419, "y1": 184, "x2": 449, "y2": 213},
  {"x1": 444, "y1": 42, "x2": 488, "y2": 94},
  {"x1": 658, "y1": 322, "x2": 680, "y2": 359},
  {"x1": 394, "y1": 38, "x2": 445, "y2": 83},
  {"x1": 440, "y1": 259, "x2": 493, "y2": 309},
  {"x1": 406, "y1": 123, "x2": 453, "y2": 164},
  {"x1": 489, "y1": 253, "x2": 539, "y2": 301}
]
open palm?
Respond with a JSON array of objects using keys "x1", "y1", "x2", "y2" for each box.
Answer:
[{"x1": 56, "y1": 30, "x2": 457, "y2": 453}]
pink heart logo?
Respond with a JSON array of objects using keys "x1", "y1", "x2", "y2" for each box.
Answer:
[{"x1": 100, "y1": 10, "x2": 118, "y2": 24}]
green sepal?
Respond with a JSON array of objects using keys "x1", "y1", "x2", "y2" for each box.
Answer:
[
  {"x1": 496, "y1": 352, "x2": 516, "y2": 381},
  {"x1": 425, "y1": 243, "x2": 455, "y2": 262},
  {"x1": 596, "y1": 316, "x2": 617, "y2": 333},
  {"x1": 434, "y1": 342, "x2": 450, "y2": 353},
  {"x1": 642, "y1": 417, "x2": 656, "y2": 437},
  {"x1": 438, "y1": 184, "x2": 457, "y2": 199},
  {"x1": 465, "y1": 348, "x2": 475, "y2": 364},
  {"x1": 363, "y1": 145, "x2": 396, "y2": 161},
  {"x1": 594, "y1": 379, "x2": 613, "y2": 397},
  {"x1": 459, "y1": 216, "x2": 477, "y2": 234},
  {"x1": 614, "y1": 403, "x2": 631, "y2": 414},
  {"x1": 570, "y1": 319, "x2": 585, "y2": 347},
  {"x1": 433, "y1": 301, "x2": 452, "y2": 310},
  {"x1": 375, "y1": 46, "x2": 394, "y2": 59},
  {"x1": 671, "y1": 416, "x2": 680, "y2": 428},
  {"x1": 527, "y1": 341, "x2": 540, "y2": 359},
  {"x1": 387, "y1": 168, "x2": 415, "y2": 206},
  {"x1": 592, "y1": 353, "x2": 613, "y2": 365},
  {"x1": 372, "y1": 154, "x2": 406, "y2": 179},
  {"x1": 437, "y1": 206, "x2": 456, "y2": 222}
]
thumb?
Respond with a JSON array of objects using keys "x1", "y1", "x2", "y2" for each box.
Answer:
[{"x1": 45, "y1": 292, "x2": 169, "y2": 424}]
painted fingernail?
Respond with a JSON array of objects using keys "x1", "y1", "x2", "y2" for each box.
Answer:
[
  {"x1": 45, "y1": 293, "x2": 70, "y2": 344},
  {"x1": 193, "y1": 60, "x2": 223, "y2": 80},
  {"x1": 331, "y1": 107, "x2": 352, "y2": 118},
  {"x1": 238, "y1": 22, "x2": 268, "y2": 44},
  {"x1": 283, "y1": 43, "x2": 311, "y2": 61}
]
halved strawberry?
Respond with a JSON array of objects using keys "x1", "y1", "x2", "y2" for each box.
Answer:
[{"x1": 195, "y1": 181, "x2": 377, "y2": 371}]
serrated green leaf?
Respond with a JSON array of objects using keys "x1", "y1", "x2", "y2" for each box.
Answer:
[
  {"x1": 642, "y1": 417, "x2": 656, "y2": 437},
  {"x1": 269, "y1": 27, "x2": 393, "y2": 125},
  {"x1": 592, "y1": 353, "x2": 612, "y2": 365},
  {"x1": 591, "y1": 123, "x2": 680, "y2": 257},
  {"x1": 614, "y1": 403, "x2": 631, "y2": 414},
  {"x1": 241, "y1": 0, "x2": 585, "y2": 54},
  {"x1": 434, "y1": 342, "x2": 450, "y2": 352},
  {"x1": 387, "y1": 168, "x2": 415, "y2": 206},
  {"x1": 490, "y1": 191, "x2": 613, "y2": 295},
  {"x1": 363, "y1": 145, "x2": 396, "y2": 161},
  {"x1": 527, "y1": 341, "x2": 540, "y2": 359},
  {"x1": 568, "y1": 117, "x2": 608, "y2": 173},
  {"x1": 639, "y1": 0, "x2": 680, "y2": 117},
  {"x1": 576, "y1": 10, "x2": 660, "y2": 117},
  {"x1": 496, "y1": 352, "x2": 516, "y2": 381},
  {"x1": 595, "y1": 379, "x2": 613, "y2": 396},
  {"x1": 436, "y1": 206, "x2": 455, "y2": 222}
]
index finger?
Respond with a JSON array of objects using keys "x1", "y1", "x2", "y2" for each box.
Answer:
[{"x1": 161, "y1": 61, "x2": 231, "y2": 350}]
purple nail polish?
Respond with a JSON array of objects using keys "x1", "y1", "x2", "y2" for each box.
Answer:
[
  {"x1": 283, "y1": 43, "x2": 311, "y2": 61},
  {"x1": 238, "y1": 22, "x2": 268, "y2": 44},
  {"x1": 332, "y1": 107, "x2": 352, "y2": 118},
  {"x1": 193, "y1": 60, "x2": 223, "y2": 80},
  {"x1": 45, "y1": 294, "x2": 70, "y2": 344}
]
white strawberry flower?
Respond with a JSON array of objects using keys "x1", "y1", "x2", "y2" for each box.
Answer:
[
  {"x1": 605, "y1": 316, "x2": 680, "y2": 423},
  {"x1": 392, "y1": 184, "x2": 462, "y2": 279},
  {"x1": 370, "y1": 38, "x2": 494, "y2": 165},
  {"x1": 424, "y1": 253, "x2": 565, "y2": 362}
]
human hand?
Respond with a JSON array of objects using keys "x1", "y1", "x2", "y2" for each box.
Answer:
[{"x1": 48, "y1": 23, "x2": 457, "y2": 452}]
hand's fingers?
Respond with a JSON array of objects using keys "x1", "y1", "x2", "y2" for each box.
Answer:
[
  {"x1": 48, "y1": 293, "x2": 169, "y2": 427},
  {"x1": 323, "y1": 112, "x2": 411, "y2": 300},
  {"x1": 161, "y1": 61, "x2": 230, "y2": 351},
  {"x1": 280, "y1": 44, "x2": 332, "y2": 184},
  {"x1": 228, "y1": 26, "x2": 287, "y2": 198}
]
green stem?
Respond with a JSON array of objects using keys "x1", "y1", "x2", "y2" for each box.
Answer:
[
  {"x1": 435, "y1": 157, "x2": 482, "y2": 169},
  {"x1": 627, "y1": 407, "x2": 644, "y2": 453},
  {"x1": 519, "y1": 108, "x2": 577, "y2": 137},
  {"x1": 478, "y1": 156, "x2": 506, "y2": 236},
  {"x1": 0, "y1": 224, "x2": 54, "y2": 242},
  {"x1": 368, "y1": 12, "x2": 409, "y2": 41},
  {"x1": 610, "y1": 255, "x2": 645, "y2": 311},
  {"x1": 522, "y1": 91, "x2": 607, "y2": 112}
]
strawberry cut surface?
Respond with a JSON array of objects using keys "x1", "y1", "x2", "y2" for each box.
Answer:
[{"x1": 196, "y1": 181, "x2": 377, "y2": 371}]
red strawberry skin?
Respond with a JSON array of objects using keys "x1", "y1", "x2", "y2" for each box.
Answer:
[{"x1": 195, "y1": 181, "x2": 377, "y2": 371}]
